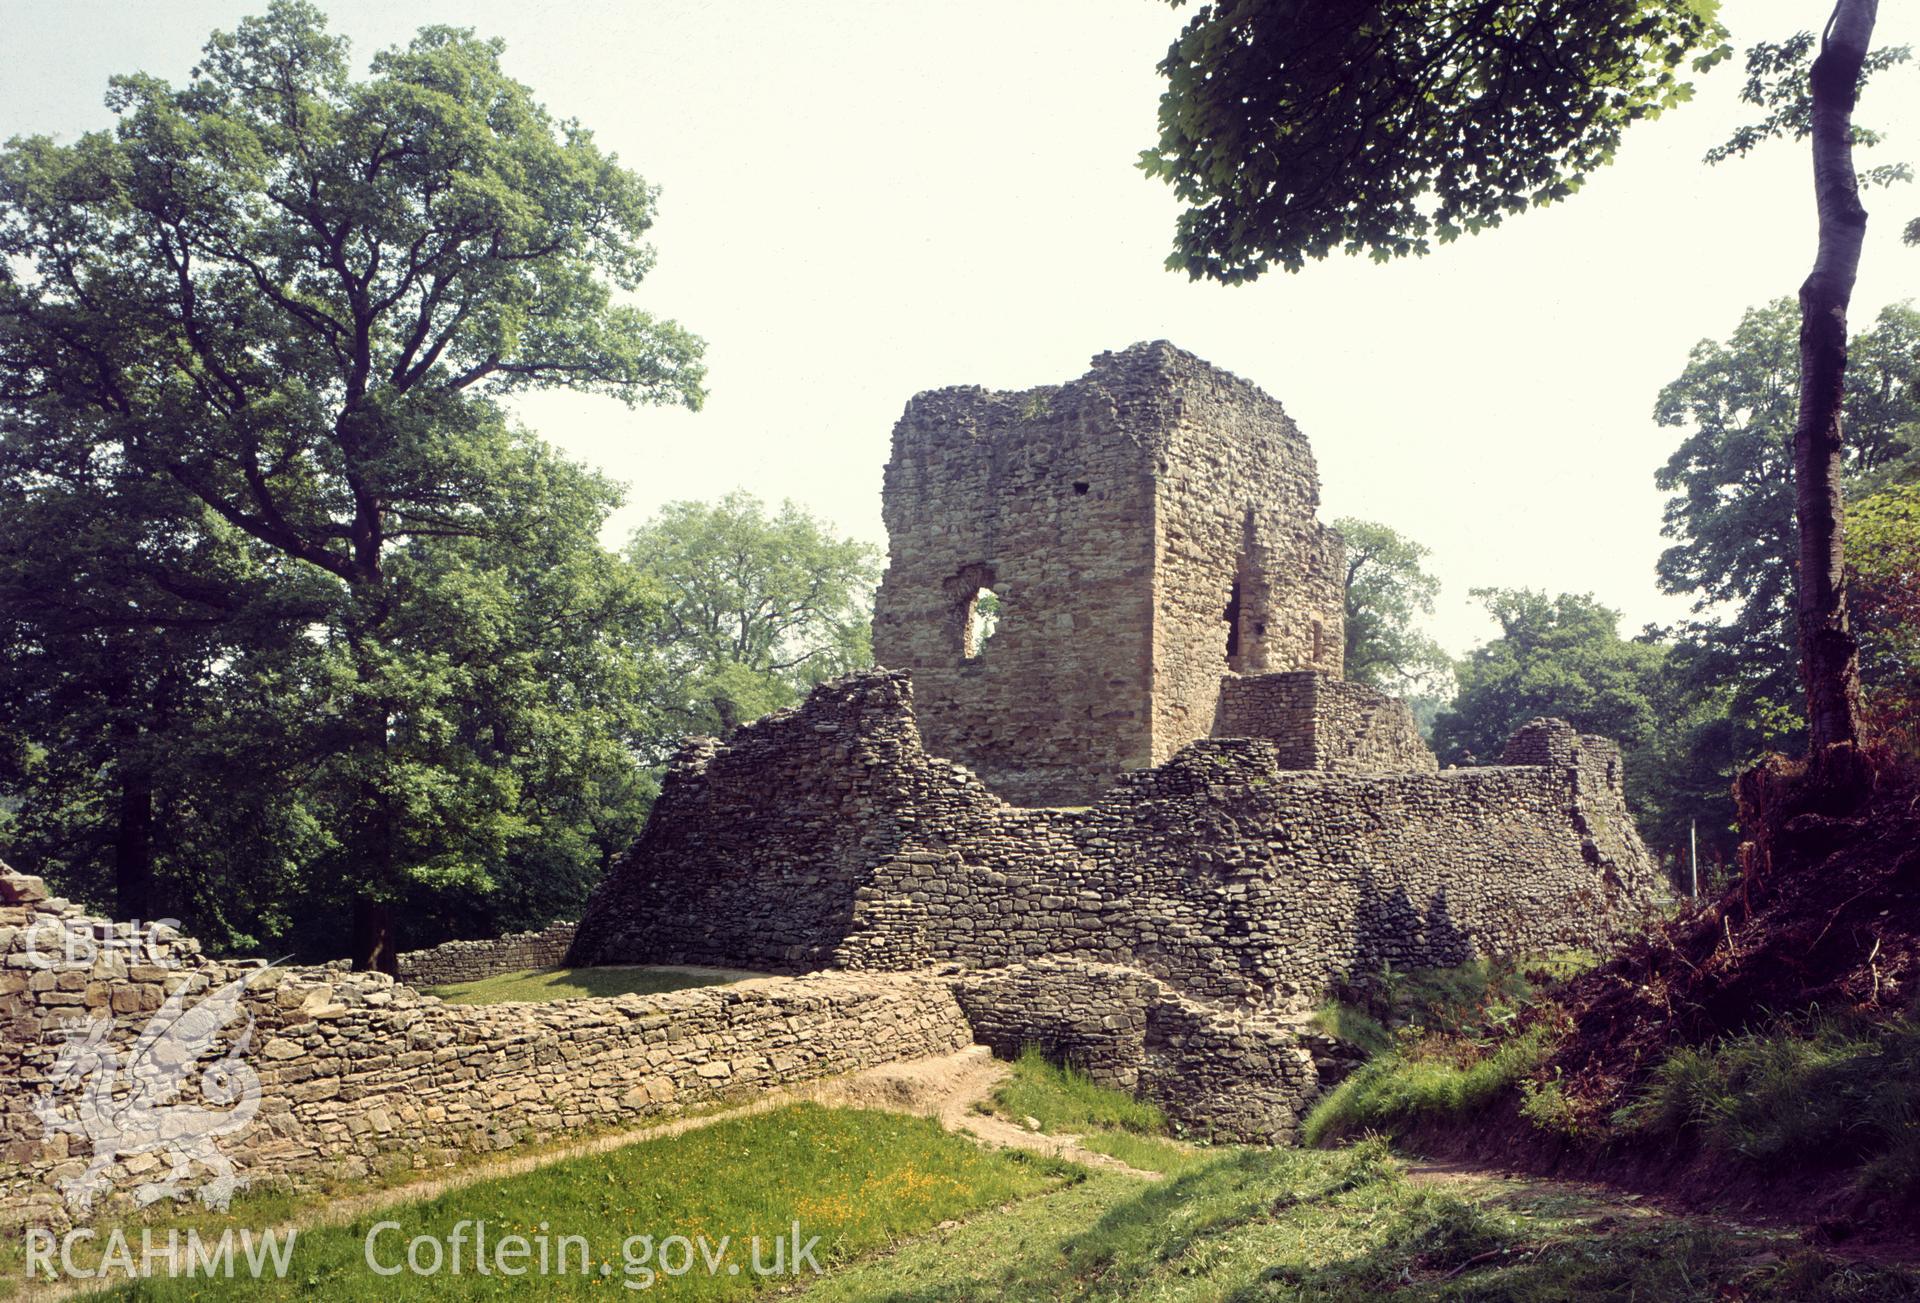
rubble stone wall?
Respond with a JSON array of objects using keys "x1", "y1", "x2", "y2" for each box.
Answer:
[
  {"x1": 571, "y1": 671, "x2": 1658, "y2": 1009},
  {"x1": 395, "y1": 921, "x2": 578, "y2": 987},
  {"x1": 1213, "y1": 671, "x2": 1437, "y2": 773},
  {"x1": 952, "y1": 960, "x2": 1321, "y2": 1142},
  {"x1": 871, "y1": 343, "x2": 1345, "y2": 807},
  {"x1": 1145, "y1": 349, "x2": 1346, "y2": 766},
  {"x1": 0, "y1": 873, "x2": 971, "y2": 1230}
]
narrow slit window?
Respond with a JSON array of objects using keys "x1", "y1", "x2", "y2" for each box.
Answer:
[{"x1": 1223, "y1": 577, "x2": 1242, "y2": 664}]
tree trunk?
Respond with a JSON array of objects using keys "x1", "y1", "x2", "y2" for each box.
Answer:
[
  {"x1": 113, "y1": 753, "x2": 154, "y2": 922},
  {"x1": 1794, "y1": 0, "x2": 1876, "y2": 754},
  {"x1": 352, "y1": 896, "x2": 397, "y2": 976}
]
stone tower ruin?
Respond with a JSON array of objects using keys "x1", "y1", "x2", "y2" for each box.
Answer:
[
  {"x1": 566, "y1": 342, "x2": 1659, "y2": 1144},
  {"x1": 872, "y1": 341, "x2": 1347, "y2": 806}
]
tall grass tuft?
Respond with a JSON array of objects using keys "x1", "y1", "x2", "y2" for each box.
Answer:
[
  {"x1": 1614, "y1": 1011, "x2": 1920, "y2": 1198},
  {"x1": 1302, "y1": 1025, "x2": 1556, "y2": 1146}
]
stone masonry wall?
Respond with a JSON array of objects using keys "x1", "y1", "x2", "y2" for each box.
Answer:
[
  {"x1": 395, "y1": 921, "x2": 578, "y2": 987},
  {"x1": 1145, "y1": 348, "x2": 1345, "y2": 766},
  {"x1": 1213, "y1": 671, "x2": 1437, "y2": 773},
  {"x1": 871, "y1": 343, "x2": 1344, "y2": 807},
  {"x1": 953, "y1": 960, "x2": 1320, "y2": 1142},
  {"x1": 871, "y1": 354, "x2": 1161, "y2": 808},
  {"x1": 572, "y1": 670, "x2": 1659, "y2": 1010},
  {"x1": 0, "y1": 871, "x2": 971, "y2": 1231}
]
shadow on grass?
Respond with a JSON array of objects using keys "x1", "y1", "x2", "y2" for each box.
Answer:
[{"x1": 427, "y1": 965, "x2": 745, "y2": 1005}]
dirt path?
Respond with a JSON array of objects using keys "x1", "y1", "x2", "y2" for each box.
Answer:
[
  {"x1": 807, "y1": 1045, "x2": 1163, "y2": 1177},
  {"x1": 1404, "y1": 1156, "x2": 1920, "y2": 1272}
]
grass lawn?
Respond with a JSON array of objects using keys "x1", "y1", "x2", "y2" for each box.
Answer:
[
  {"x1": 426, "y1": 965, "x2": 748, "y2": 1005},
  {"x1": 23, "y1": 1098, "x2": 1917, "y2": 1301},
  {"x1": 79, "y1": 1104, "x2": 1072, "y2": 1300}
]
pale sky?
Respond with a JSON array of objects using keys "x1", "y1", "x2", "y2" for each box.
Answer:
[{"x1": 4, "y1": 1, "x2": 1916, "y2": 655}]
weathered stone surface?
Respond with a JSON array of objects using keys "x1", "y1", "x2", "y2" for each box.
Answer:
[
  {"x1": 953, "y1": 960, "x2": 1319, "y2": 1142},
  {"x1": 0, "y1": 890, "x2": 971, "y2": 1230},
  {"x1": 394, "y1": 921, "x2": 578, "y2": 987},
  {"x1": 0, "y1": 872, "x2": 50, "y2": 906},
  {"x1": 1213, "y1": 671, "x2": 1436, "y2": 773},
  {"x1": 570, "y1": 670, "x2": 1657, "y2": 1005},
  {"x1": 871, "y1": 342, "x2": 1346, "y2": 808}
]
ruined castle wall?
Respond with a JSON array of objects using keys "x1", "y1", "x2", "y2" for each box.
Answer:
[
  {"x1": 0, "y1": 873, "x2": 971, "y2": 1230},
  {"x1": 870, "y1": 370, "x2": 1159, "y2": 808},
  {"x1": 574, "y1": 672, "x2": 1659, "y2": 1009},
  {"x1": 1146, "y1": 351, "x2": 1345, "y2": 764},
  {"x1": 566, "y1": 677, "x2": 946, "y2": 972},
  {"x1": 1213, "y1": 672, "x2": 1436, "y2": 773},
  {"x1": 395, "y1": 921, "x2": 578, "y2": 987},
  {"x1": 953, "y1": 960, "x2": 1319, "y2": 1142},
  {"x1": 870, "y1": 343, "x2": 1346, "y2": 808}
]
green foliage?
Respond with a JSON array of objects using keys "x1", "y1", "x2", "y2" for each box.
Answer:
[
  {"x1": 426, "y1": 965, "x2": 743, "y2": 1006},
  {"x1": 1334, "y1": 517, "x2": 1452, "y2": 698},
  {"x1": 1301, "y1": 1025, "x2": 1557, "y2": 1147},
  {"x1": 1315, "y1": 954, "x2": 1588, "y2": 1058},
  {"x1": 1432, "y1": 589, "x2": 1665, "y2": 764},
  {"x1": 1653, "y1": 300, "x2": 1920, "y2": 754},
  {"x1": 1614, "y1": 1013, "x2": 1920, "y2": 1198},
  {"x1": 1517, "y1": 1076, "x2": 1589, "y2": 1139},
  {"x1": 987, "y1": 1046, "x2": 1169, "y2": 1138},
  {"x1": 1705, "y1": 30, "x2": 1914, "y2": 189},
  {"x1": 1140, "y1": 0, "x2": 1729, "y2": 280},
  {"x1": 624, "y1": 491, "x2": 878, "y2": 748},
  {"x1": 0, "y1": 3, "x2": 703, "y2": 958},
  {"x1": 1851, "y1": 482, "x2": 1920, "y2": 750}
]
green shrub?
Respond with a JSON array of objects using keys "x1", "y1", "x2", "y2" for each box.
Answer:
[
  {"x1": 1313, "y1": 951, "x2": 1597, "y2": 1055},
  {"x1": 1518, "y1": 1075, "x2": 1588, "y2": 1139}
]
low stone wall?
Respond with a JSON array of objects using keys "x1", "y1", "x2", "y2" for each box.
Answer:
[
  {"x1": 0, "y1": 872, "x2": 972, "y2": 1231},
  {"x1": 571, "y1": 671, "x2": 1658, "y2": 1008},
  {"x1": 1213, "y1": 670, "x2": 1436, "y2": 773},
  {"x1": 395, "y1": 921, "x2": 578, "y2": 986},
  {"x1": 953, "y1": 959, "x2": 1319, "y2": 1142}
]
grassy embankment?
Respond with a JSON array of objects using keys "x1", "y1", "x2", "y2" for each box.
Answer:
[
  {"x1": 426, "y1": 966, "x2": 744, "y2": 1005},
  {"x1": 1304, "y1": 954, "x2": 1920, "y2": 1212}
]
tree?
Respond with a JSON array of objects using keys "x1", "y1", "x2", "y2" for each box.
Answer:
[
  {"x1": 1141, "y1": 0, "x2": 1902, "y2": 771},
  {"x1": 1653, "y1": 299, "x2": 1917, "y2": 749},
  {"x1": 1333, "y1": 517, "x2": 1451, "y2": 697},
  {"x1": 1140, "y1": 1, "x2": 1727, "y2": 280},
  {"x1": 1703, "y1": 5, "x2": 1906, "y2": 752},
  {"x1": 0, "y1": 410, "x2": 333, "y2": 933},
  {"x1": 0, "y1": 3, "x2": 703, "y2": 968},
  {"x1": 1432, "y1": 589, "x2": 1665, "y2": 766},
  {"x1": 1851, "y1": 482, "x2": 1920, "y2": 749},
  {"x1": 624, "y1": 492, "x2": 879, "y2": 746}
]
